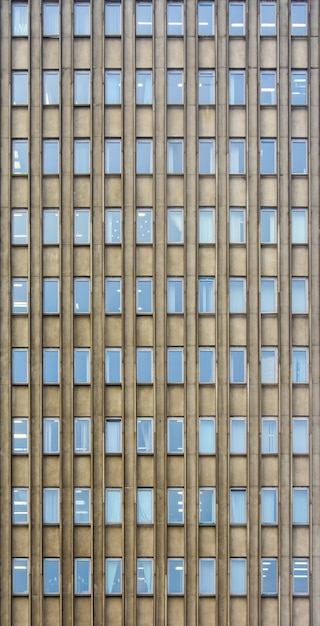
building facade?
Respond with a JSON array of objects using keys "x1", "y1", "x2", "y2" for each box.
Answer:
[{"x1": 0, "y1": 0, "x2": 319, "y2": 624}]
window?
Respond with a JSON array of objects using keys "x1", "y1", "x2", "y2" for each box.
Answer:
[
  {"x1": 12, "y1": 140, "x2": 28, "y2": 174},
  {"x1": 199, "y1": 139, "x2": 215, "y2": 174},
  {"x1": 293, "y1": 488, "x2": 309, "y2": 524},
  {"x1": 167, "y1": 3, "x2": 183, "y2": 36},
  {"x1": 199, "y1": 348, "x2": 215, "y2": 383},
  {"x1": 292, "y1": 139, "x2": 307, "y2": 174},
  {"x1": 167, "y1": 418, "x2": 184, "y2": 454},
  {"x1": 136, "y1": 3, "x2": 152, "y2": 35},
  {"x1": 260, "y1": 71, "x2": 276, "y2": 105},
  {"x1": 43, "y1": 209, "x2": 59, "y2": 244},
  {"x1": 167, "y1": 70, "x2": 183, "y2": 105},
  {"x1": 12, "y1": 488, "x2": 28, "y2": 524},
  {"x1": 105, "y1": 139, "x2": 121, "y2": 173},
  {"x1": 74, "y1": 140, "x2": 90, "y2": 174},
  {"x1": 105, "y1": 278, "x2": 121, "y2": 313},
  {"x1": 12, "y1": 559, "x2": 28, "y2": 595},
  {"x1": 168, "y1": 488, "x2": 184, "y2": 524},
  {"x1": 12, "y1": 71, "x2": 28, "y2": 105},
  {"x1": 43, "y1": 488, "x2": 60, "y2": 524},
  {"x1": 292, "y1": 278, "x2": 308, "y2": 313},
  {"x1": 292, "y1": 348, "x2": 308, "y2": 383},
  {"x1": 260, "y1": 2, "x2": 276, "y2": 35},
  {"x1": 43, "y1": 71, "x2": 59, "y2": 105},
  {"x1": 167, "y1": 348, "x2": 184, "y2": 383},
  {"x1": 43, "y1": 140, "x2": 59, "y2": 174},
  {"x1": 293, "y1": 418, "x2": 308, "y2": 454},
  {"x1": 230, "y1": 418, "x2": 246, "y2": 454},
  {"x1": 74, "y1": 71, "x2": 90, "y2": 105},
  {"x1": 12, "y1": 279, "x2": 28, "y2": 314},
  {"x1": 230, "y1": 208, "x2": 245, "y2": 243},
  {"x1": 168, "y1": 559, "x2": 184, "y2": 595},
  {"x1": 106, "y1": 559, "x2": 122, "y2": 595},
  {"x1": 105, "y1": 2, "x2": 121, "y2": 35},
  {"x1": 105, "y1": 418, "x2": 122, "y2": 453},
  {"x1": 198, "y1": 277, "x2": 214, "y2": 313},
  {"x1": 167, "y1": 278, "x2": 183, "y2": 313},
  {"x1": 137, "y1": 559, "x2": 153, "y2": 594},
  {"x1": 291, "y1": 71, "x2": 307, "y2": 105},
  {"x1": 167, "y1": 139, "x2": 183, "y2": 174},
  {"x1": 12, "y1": 3, "x2": 28, "y2": 36},
  {"x1": 198, "y1": 2, "x2": 214, "y2": 36},
  {"x1": 261, "y1": 278, "x2": 277, "y2": 313},
  {"x1": 136, "y1": 208, "x2": 152, "y2": 243},
  {"x1": 199, "y1": 208, "x2": 215, "y2": 243},
  {"x1": 43, "y1": 278, "x2": 59, "y2": 314},
  {"x1": 43, "y1": 559, "x2": 60, "y2": 595},
  {"x1": 230, "y1": 559, "x2": 247, "y2": 595},
  {"x1": 137, "y1": 418, "x2": 153, "y2": 454},
  {"x1": 261, "y1": 208, "x2": 277, "y2": 243},
  {"x1": 74, "y1": 209, "x2": 90, "y2": 244},
  {"x1": 167, "y1": 208, "x2": 183, "y2": 243},
  {"x1": 199, "y1": 417, "x2": 215, "y2": 454},
  {"x1": 230, "y1": 489, "x2": 246, "y2": 524},
  {"x1": 260, "y1": 139, "x2": 276, "y2": 174},
  {"x1": 43, "y1": 3, "x2": 59, "y2": 36},
  {"x1": 229, "y1": 278, "x2": 246, "y2": 313},
  {"x1": 74, "y1": 418, "x2": 90, "y2": 453},
  {"x1": 137, "y1": 488, "x2": 153, "y2": 524},
  {"x1": 230, "y1": 348, "x2": 246, "y2": 383},
  {"x1": 74, "y1": 348, "x2": 90, "y2": 384},
  {"x1": 229, "y1": 3, "x2": 245, "y2": 36},
  {"x1": 74, "y1": 488, "x2": 90, "y2": 524},
  {"x1": 74, "y1": 278, "x2": 90, "y2": 314},
  {"x1": 261, "y1": 559, "x2": 278, "y2": 596},
  {"x1": 261, "y1": 418, "x2": 278, "y2": 454},
  {"x1": 229, "y1": 71, "x2": 245, "y2": 105},
  {"x1": 293, "y1": 559, "x2": 309, "y2": 595},
  {"x1": 12, "y1": 349, "x2": 28, "y2": 384},
  {"x1": 199, "y1": 488, "x2": 215, "y2": 524},
  {"x1": 137, "y1": 348, "x2": 153, "y2": 384},
  {"x1": 12, "y1": 209, "x2": 28, "y2": 245},
  {"x1": 74, "y1": 559, "x2": 91, "y2": 594},
  {"x1": 292, "y1": 208, "x2": 307, "y2": 244},
  {"x1": 105, "y1": 488, "x2": 122, "y2": 523},
  {"x1": 136, "y1": 70, "x2": 152, "y2": 104},
  {"x1": 136, "y1": 278, "x2": 152, "y2": 313},
  {"x1": 105, "y1": 71, "x2": 121, "y2": 105},
  {"x1": 43, "y1": 349, "x2": 59, "y2": 384},
  {"x1": 12, "y1": 418, "x2": 28, "y2": 454},
  {"x1": 261, "y1": 348, "x2": 278, "y2": 383},
  {"x1": 74, "y1": 2, "x2": 90, "y2": 35},
  {"x1": 229, "y1": 139, "x2": 245, "y2": 174},
  {"x1": 199, "y1": 559, "x2": 215, "y2": 596},
  {"x1": 136, "y1": 140, "x2": 153, "y2": 174},
  {"x1": 43, "y1": 418, "x2": 60, "y2": 454},
  {"x1": 291, "y1": 2, "x2": 307, "y2": 36},
  {"x1": 105, "y1": 208, "x2": 121, "y2": 244},
  {"x1": 199, "y1": 70, "x2": 215, "y2": 105},
  {"x1": 105, "y1": 348, "x2": 122, "y2": 384},
  {"x1": 261, "y1": 488, "x2": 278, "y2": 524}
]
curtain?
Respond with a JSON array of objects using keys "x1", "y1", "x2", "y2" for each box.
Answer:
[
  {"x1": 292, "y1": 350, "x2": 307, "y2": 383},
  {"x1": 199, "y1": 279, "x2": 213, "y2": 312},
  {"x1": 44, "y1": 489, "x2": 59, "y2": 523},
  {"x1": 262, "y1": 489, "x2": 277, "y2": 523},
  {"x1": 199, "y1": 559, "x2": 215, "y2": 594},
  {"x1": 168, "y1": 210, "x2": 183, "y2": 242},
  {"x1": 137, "y1": 490, "x2": 153, "y2": 523},
  {"x1": 106, "y1": 419, "x2": 121, "y2": 453},
  {"x1": 75, "y1": 419, "x2": 89, "y2": 452},
  {"x1": 230, "y1": 490, "x2": 246, "y2": 523},
  {"x1": 106, "y1": 489, "x2": 121, "y2": 523},
  {"x1": 262, "y1": 350, "x2": 276, "y2": 383},
  {"x1": 230, "y1": 559, "x2": 246, "y2": 594},
  {"x1": 262, "y1": 419, "x2": 277, "y2": 453},
  {"x1": 137, "y1": 559, "x2": 153, "y2": 593},
  {"x1": 106, "y1": 559, "x2": 121, "y2": 594},
  {"x1": 137, "y1": 419, "x2": 152, "y2": 453},
  {"x1": 13, "y1": 6, "x2": 28, "y2": 35},
  {"x1": 230, "y1": 210, "x2": 245, "y2": 242},
  {"x1": 44, "y1": 419, "x2": 59, "y2": 453},
  {"x1": 199, "y1": 210, "x2": 214, "y2": 243}
]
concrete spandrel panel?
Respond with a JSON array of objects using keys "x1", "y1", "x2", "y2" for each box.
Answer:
[
  {"x1": 43, "y1": 599, "x2": 61, "y2": 626},
  {"x1": 43, "y1": 526, "x2": 60, "y2": 554},
  {"x1": 74, "y1": 388, "x2": 91, "y2": 416},
  {"x1": 167, "y1": 318, "x2": 185, "y2": 347},
  {"x1": 199, "y1": 527, "x2": 216, "y2": 556},
  {"x1": 229, "y1": 40, "x2": 246, "y2": 68},
  {"x1": 11, "y1": 178, "x2": 29, "y2": 207},
  {"x1": 292, "y1": 387, "x2": 309, "y2": 416},
  {"x1": 291, "y1": 248, "x2": 308, "y2": 277},
  {"x1": 136, "y1": 247, "x2": 153, "y2": 275},
  {"x1": 74, "y1": 318, "x2": 91, "y2": 347},
  {"x1": 11, "y1": 41, "x2": 29, "y2": 70},
  {"x1": 43, "y1": 318, "x2": 60, "y2": 347},
  {"x1": 260, "y1": 177, "x2": 278, "y2": 205},
  {"x1": 198, "y1": 317, "x2": 215, "y2": 346},
  {"x1": 199, "y1": 387, "x2": 216, "y2": 416},
  {"x1": 105, "y1": 40, "x2": 122, "y2": 68},
  {"x1": 229, "y1": 457, "x2": 247, "y2": 486},
  {"x1": 105, "y1": 388, "x2": 122, "y2": 415},
  {"x1": 74, "y1": 40, "x2": 91, "y2": 69},
  {"x1": 292, "y1": 527, "x2": 310, "y2": 556},
  {"x1": 42, "y1": 387, "x2": 60, "y2": 416},
  {"x1": 229, "y1": 317, "x2": 246, "y2": 347},
  {"x1": 167, "y1": 177, "x2": 184, "y2": 206},
  {"x1": 260, "y1": 457, "x2": 278, "y2": 486},
  {"x1": 43, "y1": 248, "x2": 60, "y2": 276},
  {"x1": 11, "y1": 110, "x2": 29, "y2": 138},
  {"x1": 105, "y1": 319, "x2": 122, "y2": 347},
  {"x1": 260, "y1": 109, "x2": 277, "y2": 137},
  {"x1": 12, "y1": 457, "x2": 29, "y2": 486},
  {"x1": 229, "y1": 177, "x2": 246, "y2": 205},
  {"x1": 199, "y1": 458, "x2": 216, "y2": 486},
  {"x1": 11, "y1": 318, "x2": 29, "y2": 347},
  {"x1": 261, "y1": 598, "x2": 279, "y2": 626},
  {"x1": 73, "y1": 247, "x2": 91, "y2": 276},
  {"x1": 167, "y1": 527, "x2": 185, "y2": 555},
  {"x1": 199, "y1": 248, "x2": 216, "y2": 275},
  {"x1": 74, "y1": 109, "x2": 91, "y2": 137},
  {"x1": 105, "y1": 248, "x2": 122, "y2": 276},
  {"x1": 291, "y1": 178, "x2": 308, "y2": 206},
  {"x1": 198, "y1": 39, "x2": 215, "y2": 68},
  {"x1": 74, "y1": 528, "x2": 92, "y2": 556},
  {"x1": 136, "y1": 387, "x2": 154, "y2": 416},
  {"x1": 260, "y1": 39, "x2": 277, "y2": 68},
  {"x1": 260, "y1": 247, "x2": 277, "y2": 276},
  {"x1": 136, "y1": 108, "x2": 153, "y2": 137},
  {"x1": 105, "y1": 527, "x2": 122, "y2": 555},
  {"x1": 199, "y1": 599, "x2": 216, "y2": 624},
  {"x1": 292, "y1": 318, "x2": 309, "y2": 346},
  {"x1": 229, "y1": 248, "x2": 246, "y2": 275},
  {"x1": 11, "y1": 248, "x2": 28, "y2": 277},
  {"x1": 105, "y1": 108, "x2": 122, "y2": 137},
  {"x1": 43, "y1": 178, "x2": 60, "y2": 205},
  {"x1": 261, "y1": 527, "x2": 278, "y2": 555},
  {"x1": 167, "y1": 109, "x2": 184, "y2": 137},
  {"x1": 43, "y1": 457, "x2": 60, "y2": 486},
  {"x1": 74, "y1": 598, "x2": 92, "y2": 625},
  {"x1": 261, "y1": 387, "x2": 279, "y2": 416},
  {"x1": 43, "y1": 108, "x2": 60, "y2": 138},
  {"x1": 199, "y1": 108, "x2": 216, "y2": 138},
  {"x1": 229, "y1": 108, "x2": 246, "y2": 137},
  {"x1": 261, "y1": 318, "x2": 278, "y2": 346},
  {"x1": 199, "y1": 177, "x2": 216, "y2": 206},
  {"x1": 74, "y1": 178, "x2": 91, "y2": 207},
  {"x1": 104, "y1": 178, "x2": 122, "y2": 206},
  {"x1": 293, "y1": 600, "x2": 310, "y2": 626},
  {"x1": 12, "y1": 528, "x2": 29, "y2": 556},
  {"x1": 167, "y1": 598, "x2": 185, "y2": 626},
  {"x1": 167, "y1": 386, "x2": 185, "y2": 416},
  {"x1": 136, "y1": 39, "x2": 153, "y2": 69},
  {"x1": 137, "y1": 457, "x2": 154, "y2": 486},
  {"x1": 166, "y1": 247, "x2": 184, "y2": 276},
  {"x1": 291, "y1": 40, "x2": 308, "y2": 69},
  {"x1": 136, "y1": 529, "x2": 154, "y2": 556},
  {"x1": 42, "y1": 39, "x2": 60, "y2": 69},
  {"x1": 136, "y1": 317, "x2": 154, "y2": 346},
  {"x1": 293, "y1": 457, "x2": 309, "y2": 486},
  {"x1": 167, "y1": 40, "x2": 184, "y2": 68},
  {"x1": 136, "y1": 598, "x2": 154, "y2": 626},
  {"x1": 105, "y1": 600, "x2": 123, "y2": 625},
  {"x1": 74, "y1": 457, "x2": 91, "y2": 486},
  {"x1": 12, "y1": 599, "x2": 30, "y2": 626},
  {"x1": 136, "y1": 178, "x2": 153, "y2": 205},
  {"x1": 167, "y1": 457, "x2": 184, "y2": 485},
  {"x1": 230, "y1": 527, "x2": 247, "y2": 555},
  {"x1": 291, "y1": 109, "x2": 308, "y2": 138}
]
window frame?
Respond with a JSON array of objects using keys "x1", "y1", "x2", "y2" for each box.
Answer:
[
  {"x1": 74, "y1": 417, "x2": 91, "y2": 454},
  {"x1": 43, "y1": 558, "x2": 60, "y2": 596},
  {"x1": 74, "y1": 558, "x2": 91, "y2": 595},
  {"x1": 43, "y1": 348, "x2": 60, "y2": 384},
  {"x1": 74, "y1": 487, "x2": 91, "y2": 525},
  {"x1": 105, "y1": 348, "x2": 122, "y2": 384},
  {"x1": 43, "y1": 278, "x2": 59, "y2": 314},
  {"x1": 167, "y1": 70, "x2": 184, "y2": 105},
  {"x1": 12, "y1": 487, "x2": 29, "y2": 524},
  {"x1": 137, "y1": 417, "x2": 154, "y2": 454},
  {"x1": 167, "y1": 417, "x2": 184, "y2": 454},
  {"x1": 12, "y1": 558, "x2": 29, "y2": 595},
  {"x1": 230, "y1": 347, "x2": 246, "y2": 384},
  {"x1": 12, "y1": 418, "x2": 29, "y2": 454},
  {"x1": 105, "y1": 417, "x2": 122, "y2": 454},
  {"x1": 167, "y1": 487, "x2": 184, "y2": 525},
  {"x1": 261, "y1": 487, "x2": 278, "y2": 525},
  {"x1": 12, "y1": 71, "x2": 28, "y2": 105},
  {"x1": 168, "y1": 558, "x2": 184, "y2": 595},
  {"x1": 43, "y1": 417, "x2": 60, "y2": 454},
  {"x1": 136, "y1": 347, "x2": 153, "y2": 384},
  {"x1": 261, "y1": 347, "x2": 278, "y2": 384},
  {"x1": 199, "y1": 347, "x2": 215, "y2": 384},
  {"x1": 261, "y1": 558, "x2": 278, "y2": 596},
  {"x1": 12, "y1": 348, "x2": 28, "y2": 384},
  {"x1": 199, "y1": 487, "x2": 216, "y2": 525},
  {"x1": 12, "y1": 209, "x2": 28, "y2": 245},
  {"x1": 105, "y1": 278, "x2": 122, "y2": 314},
  {"x1": 229, "y1": 139, "x2": 246, "y2": 174},
  {"x1": 167, "y1": 347, "x2": 184, "y2": 384},
  {"x1": 12, "y1": 278, "x2": 28, "y2": 314}
]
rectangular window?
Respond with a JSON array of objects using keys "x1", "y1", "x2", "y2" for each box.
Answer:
[
  {"x1": 74, "y1": 488, "x2": 90, "y2": 524},
  {"x1": 199, "y1": 558, "x2": 215, "y2": 595},
  {"x1": 43, "y1": 71, "x2": 59, "y2": 105},
  {"x1": 167, "y1": 208, "x2": 183, "y2": 243},
  {"x1": 292, "y1": 278, "x2": 308, "y2": 313},
  {"x1": 12, "y1": 209, "x2": 28, "y2": 245},
  {"x1": 293, "y1": 559, "x2": 309, "y2": 595},
  {"x1": 74, "y1": 417, "x2": 90, "y2": 453},
  {"x1": 261, "y1": 418, "x2": 278, "y2": 454},
  {"x1": 230, "y1": 559, "x2": 246, "y2": 595},
  {"x1": 199, "y1": 348, "x2": 215, "y2": 383},
  {"x1": 136, "y1": 278, "x2": 152, "y2": 313},
  {"x1": 230, "y1": 208, "x2": 245, "y2": 243},
  {"x1": 137, "y1": 489, "x2": 153, "y2": 524},
  {"x1": 74, "y1": 2, "x2": 90, "y2": 35},
  {"x1": 291, "y1": 71, "x2": 307, "y2": 105},
  {"x1": 105, "y1": 208, "x2": 121, "y2": 243},
  {"x1": 43, "y1": 209, "x2": 59, "y2": 244},
  {"x1": 137, "y1": 348, "x2": 153, "y2": 384},
  {"x1": 260, "y1": 2, "x2": 276, "y2": 35},
  {"x1": 260, "y1": 139, "x2": 276, "y2": 174},
  {"x1": 293, "y1": 488, "x2": 309, "y2": 524},
  {"x1": 261, "y1": 559, "x2": 277, "y2": 596},
  {"x1": 12, "y1": 348, "x2": 28, "y2": 384},
  {"x1": 229, "y1": 278, "x2": 246, "y2": 313},
  {"x1": 230, "y1": 348, "x2": 246, "y2": 383},
  {"x1": 262, "y1": 487, "x2": 278, "y2": 524},
  {"x1": 43, "y1": 348, "x2": 59, "y2": 384},
  {"x1": 12, "y1": 3, "x2": 28, "y2": 36},
  {"x1": 105, "y1": 418, "x2": 122, "y2": 453},
  {"x1": 199, "y1": 70, "x2": 215, "y2": 105},
  {"x1": 136, "y1": 70, "x2": 152, "y2": 105},
  {"x1": 43, "y1": 140, "x2": 59, "y2": 174},
  {"x1": 12, "y1": 278, "x2": 28, "y2": 314},
  {"x1": 12, "y1": 559, "x2": 28, "y2": 595},
  {"x1": 167, "y1": 417, "x2": 184, "y2": 454},
  {"x1": 230, "y1": 418, "x2": 246, "y2": 454},
  {"x1": 167, "y1": 139, "x2": 183, "y2": 174},
  {"x1": 12, "y1": 488, "x2": 28, "y2": 524},
  {"x1": 229, "y1": 3, "x2": 245, "y2": 35},
  {"x1": 137, "y1": 418, "x2": 153, "y2": 454},
  {"x1": 168, "y1": 488, "x2": 184, "y2": 524},
  {"x1": 74, "y1": 71, "x2": 90, "y2": 105},
  {"x1": 105, "y1": 70, "x2": 121, "y2": 105},
  {"x1": 12, "y1": 140, "x2": 28, "y2": 174},
  {"x1": 199, "y1": 139, "x2": 215, "y2": 174},
  {"x1": 229, "y1": 70, "x2": 245, "y2": 105},
  {"x1": 291, "y1": 3, "x2": 307, "y2": 36},
  {"x1": 199, "y1": 417, "x2": 215, "y2": 454},
  {"x1": 43, "y1": 278, "x2": 59, "y2": 314},
  {"x1": 105, "y1": 278, "x2": 121, "y2": 313},
  {"x1": 292, "y1": 208, "x2": 307, "y2": 244},
  {"x1": 136, "y1": 139, "x2": 153, "y2": 174},
  {"x1": 74, "y1": 278, "x2": 90, "y2": 314},
  {"x1": 74, "y1": 209, "x2": 90, "y2": 244},
  {"x1": 168, "y1": 559, "x2": 184, "y2": 595},
  {"x1": 292, "y1": 348, "x2": 308, "y2": 383},
  {"x1": 136, "y1": 3, "x2": 152, "y2": 35},
  {"x1": 167, "y1": 3, "x2": 183, "y2": 36},
  {"x1": 12, "y1": 71, "x2": 28, "y2": 105},
  {"x1": 43, "y1": 418, "x2": 60, "y2": 454},
  {"x1": 167, "y1": 70, "x2": 183, "y2": 105},
  {"x1": 260, "y1": 278, "x2": 277, "y2": 313},
  {"x1": 293, "y1": 418, "x2": 308, "y2": 454},
  {"x1": 106, "y1": 558, "x2": 122, "y2": 595},
  {"x1": 43, "y1": 3, "x2": 59, "y2": 36},
  {"x1": 198, "y1": 277, "x2": 214, "y2": 313},
  {"x1": 198, "y1": 2, "x2": 214, "y2": 36},
  {"x1": 261, "y1": 208, "x2": 277, "y2": 243},
  {"x1": 199, "y1": 208, "x2": 215, "y2": 243},
  {"x1": 43, "y1": 488, "x2": 60, "y2": 524},
  {"x1": 74, "y1": 559, "x2": 91, "y2": 595},
  {"x1": 136, "y1": 208, "x2": 152, "y2": 243},
  {"x1": 260, "y1": 71, "x2": 276, "y2": 105},
  {"x1": 230, "y1": 489, "x2": 246, "y2": 524},
  {"x1": 167, "y1": 278, "x2": 183, "y2": 313},
  {"x1": 12, "y1": 418, "x2": 28, "y2": 454},
  {"x1": 105, "y1": 139, "x2": 121, "y2": 174},
  {"x1": 261, "y1": 348, "x2": 278, "y2": 383},
  {"x1": 229, "y1": 139, "x2": 245, "y2": 174},
  {"x1": 105, "y1": 488, "x2": 122, "y2": 523},
  {"x1": 137, "y1": 559, "x2": 153, "y2": 594},
  {"x1": 74, "y1": 140, "x2": 90, "y2": 174},
  {"x1": 167, "y1": 348, "x2": 184, "y2": 383},
  {"x1": 43, "y1": 559, "x2": 60, "y2": 595},
  {"x1": 105, "y1": 2, "x2": 121, "y2": 35},
  {"x1": 74, "y1": 348, "x2": 90, "y2": 384},
  {"x1": 291, "y1": 139, "x2": 307, "y2": 174},
  {"x1": 105, "y1": 348, "x2": 122, "y2": 384},
  {"x1": 199, "y1": 488, "x2": 215, "y2": 524}
]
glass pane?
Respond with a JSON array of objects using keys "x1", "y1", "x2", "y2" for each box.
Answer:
[
  {"x1": 12, "y1": 279, "x2": 28, "y2": 313},
  {"x1": 199, "y1": 71, "x2": 214, "y2": 105},
  {"x1": 137, "y1": 418, "x2": 153, "y2": 453},
  {"x1": 43, "y1": 279, "x2": 59, "y2": 314},
  {"x1": 74, "y1": 349, "x2": 90, "y2": 384},
  {"x1": 199, "y1": 349, "x2": 214, "y2": 383},
  {"x1": 260, "y1": 71, "x2": 276, "y2": 105},
  {"x1": 43, "y1": 4, "x2": 59, "y2": 36},
  {"x1": 12, "y1": 140, "x2": 28, "y2": 174},
  {"x1": 136, "y1": 71, "x2": 152, "y2": 104},
  {"x1": 74, "y1": 141, "x2": 90, "y2": 174},
  {"x1": 106, "y1": 559, "x2": 122, "y2": 594},
  {"x1": 199, "y1": 418, "x2": 215, "y2": 453},
  {"x1": 291, "y1": 3, "x2": 307, "y2": 36},
  {"x1": 74, "y1": 418, "x2": 90, "y2": 453},
  {"x1": 105, "y1": 3, "x2": 121, "y2": 35},
  {"x1": 230, "y1": 490, "x2": 246, "y2": 524},
  {"x1": 229, "y1": 278, "x2": 245, "y2": 313},
  {"x1": 230, "y1": 418, "x2": 246, "y2": 453},
  {"x1": 230, "y1": 209, "x2": 245, "y2": 243},
  {"x1": 136, "y1": 208, "x2": 152, "y2": 243},
  {"x1": 43, "y1": 559, "x2": 60, "y2": 595},
  {"x1": 137, "y1": 349, "x2": 153, "y2": 383},
  {"x1": 137, "y1": 559, "x2": 153, "y2": 594},
  {"x1": 261, "y1": 208, "x2": 277, "y2": 243},
  {"x1": 43, "y1": 418, "x2": 60, "y2": 453},
  {"x1": 167, "y1": 349, "x2": 183, "y2": 383},
  {"x1": 229, "y1": 140, "x2": 245, "y2": 174},
  {"x1": 261, "y1": 418, "x2": 278, "y2": 454},
  {"x1": 168, "y1": 559, "x2": 184, "y2": 594},
  {"x1": 292, "y1": 209, "x2": 307, "y2": 243},
  {"x1": 292, "y1": 418, "x2": 308, "y2": 454},
  {"x1": 74, "y1": 209, "x2": 90, "y2": 244},
  {"x1": 262, "y1": 488, "x2": 277, "y2": 524},
  {"x1": 230, "y1": 349, "x2": 246, "y2": 383},
  {"x1": 106, "y1": 279, "x2": 122, "y2": 313},
  {"x1": 229, "y1": 71, "x2": 245, "y2": 104},
  {"x1": 12, "y1": 418, "x2": 28, "y2": 453},
  {"x1": 260, "y1": 3, "x2": 276, "y2": 35},
  {"x1": 199, "y1": 140, "x2": 215, "y2": 174},
  {"x1": 74, "y1": 279, "x2": 90, "y2": 313},
  {"x1": 74, "y1": 71, "x2": 90, "y2": 104},
  {"x1": 199, "y1": 559, "x2": 215, "y2": 595},
  {"x1": 198, "y1": 2, "x2": 214, "y2": 36},
  {"x1": 260, "y1": 139, "x2": 276, "y2": 174},
  {"x1": 167, "y1": 418, "x2": 184, "y2": 453},
  {"x1": 12, "y1": 5, "x2": 28, "y2": 36},
  {"x1": 291, "y1": 71, "x2": 307, "y2": 105},
  {"x1": 229, "y1": 3, "x2": 245, "y2": 35},
  {"x1": 230, "y1": 559, "x2": 246, "y2": 595},
  {"x1": 12, "y1": 210, "x2": 28, "y2": 244},
  {"x1": 74, "y1": 3, "x2": 90, "y2": 35},
  {"x1": 167, "y1": 209, "x2": 183, "y2": 243},
  {"x1": 136, "y1": 3, "x2": 152, "y2": 35},
  {"x1": 261, "y1": 559, "x2": 277, "y2": 595},
  {"x1": 105, "y1": 71, "x2": 121, "y2": 104},
  {"x1": 12, "y1": 72, "x2": 28, "y2": 105},
  {"x1": 167, "y1": 71, "x2": 183, "y2": 104},
  {"x1": 167, "y1": 3, "x2": 183, "y2": 36},
  {"x1": 43, "y1": 209, "x2": 59, "y2": 244},
  {"x1": 105, "y1": 418, "x2": 122, "y2": 453}
]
